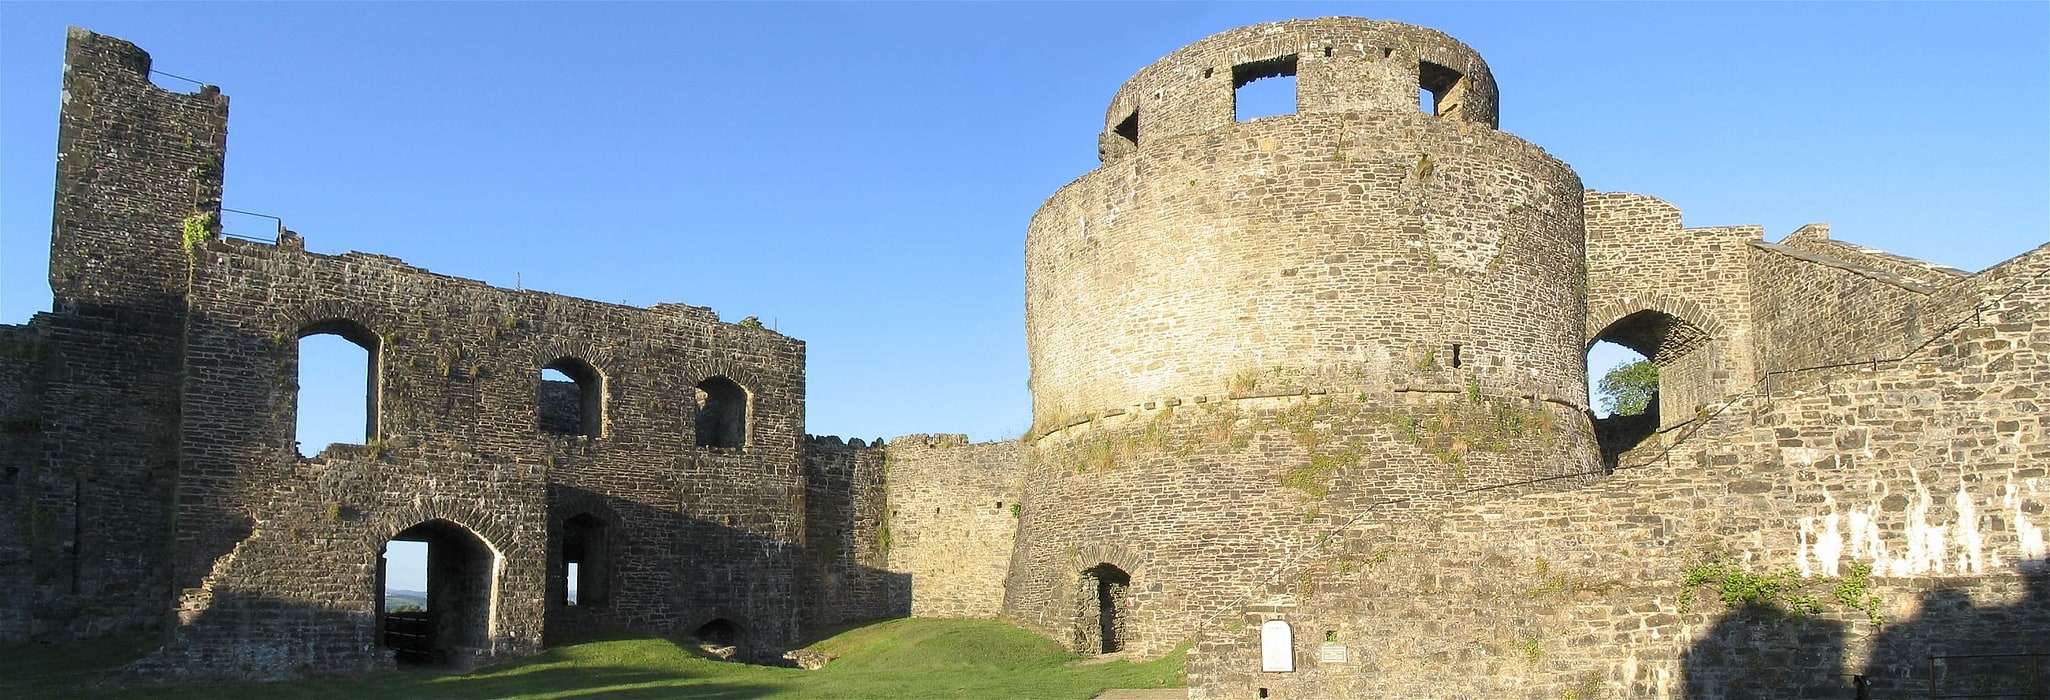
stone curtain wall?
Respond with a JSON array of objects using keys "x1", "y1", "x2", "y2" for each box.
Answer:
[
  {"x1": 1748, "y1": 235, "x2": 1940, "y2": 379},
  {"x1": 1777, "y1": 224, "x2": 1970, "y2": 288},
  {"x1": 801, "y1": 436, "x2": 905, "y2": 627},
  {"x1": 1007, "y1": 392, "x2": 1601, "y2": 659},
  {"x1": 1187, "y1": 247, "x2": 2049, "y2": 699},
  {"x1": 880, "y1": 435, "x2": 1023, "y2": 619},
  {"x1": 0, "y1": 325, "x2": 44, "y2": 639}
]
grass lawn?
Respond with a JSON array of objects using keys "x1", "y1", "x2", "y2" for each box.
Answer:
[{"x1": 1, "y1": 618, "x2": 1186, "y2": 699}]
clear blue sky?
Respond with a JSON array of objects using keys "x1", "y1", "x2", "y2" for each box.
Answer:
[{"x1": 4, "y1": 2, "x2": 2045, "y2": 450}]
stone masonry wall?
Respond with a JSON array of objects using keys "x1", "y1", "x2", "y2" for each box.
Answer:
[
  {"x1": 0, "y1": 28, "x2": 230, "y2": 643},
  {"x1": 1098, "y1": 18, "x2": 1500, "y2": 161},
  {"x1": 0, "y1": 25, "x2": 815, "y2": 678},
  {"x1": 1029, "y1": 18, "x2": 1587, "y2": 429},
  {"x1": 801, "y1": 436, "x2": 905, "y2": 627},
  {"x1": 1187, "y1": 246, "x2": 2049, "y2": 699},
  {"x1": 881, "y1": 435, "x2": 1023, "y2": 619},
  {"x1": 137, "y1": 226, "x2": 808, "y2": 678},
  {"x1": 1585, "y1": 192, "x2": 1761, "y2": 426},
  {"x1": 1008, "y1": 390, "x2": 1602, "y2": 659},
  {"x1": 1778, "y1": 223, "x2": 1970, "y2": 289},
  {"x1": 1748, "y1": 236, "x2": 1939, "y2": 379},
  {"x1": 0, "y1": 324, "x2": 44, "y2": 640}
]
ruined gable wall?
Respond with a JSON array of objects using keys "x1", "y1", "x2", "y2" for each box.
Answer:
[
  {"x1": 1188, "y1": 247, "x2": 2049, "y2": 699},
  {"x1": 150, "y1": 228, "x2": 808, "y2": 676},
  {"x1": 881, "y1": 435, "x2": 1022, "y2": 619}
]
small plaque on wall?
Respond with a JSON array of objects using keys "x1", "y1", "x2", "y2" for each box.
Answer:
[
  {"x1": 1319, "y1": 645, "x2": 1348, "y2": 664},
  {"x1": 1260, "y1": 620, "x2": 1294, "y2": 672}
]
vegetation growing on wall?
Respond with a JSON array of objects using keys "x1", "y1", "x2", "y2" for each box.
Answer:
[
  {"x1": 1678, "y1": 558, "x2": 1883, "y2": 625},
  {"x1": 180, "y1": 212, "x2": 217, "y2": 251}
]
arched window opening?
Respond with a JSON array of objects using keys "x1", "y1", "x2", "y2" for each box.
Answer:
[
  {"x1": 559, "y1": 513, "x2": 609, "y2": 607},
  {"x1": 1233, "y1": 54, "x2": 1299, "y2": 121},
  {"x1": 539, "y1": 358, "x2": 603, "y2": 437},
  {"x1": 379, "y1": 519, "x2": 495, "y2": 668},
  {"x1": 1079, "y1": 563, "x2": 1132, "y2": 655},
  {"x1": 694, "y1": 618, "x2": 743, "y2": 647},
  {"x1": 296, "y1": 319, "x2": 378, "y2": 458},
  {"x1": 694, "y1": 376, "x2": 748, "y2": 448}
]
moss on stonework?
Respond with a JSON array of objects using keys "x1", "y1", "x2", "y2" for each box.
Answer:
[{"x1": 1049, "y1": 391, "x2": 1563, "y2": 499}]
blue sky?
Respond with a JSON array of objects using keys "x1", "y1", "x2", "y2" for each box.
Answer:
[{"x1": 4, "y1": 2, "x2": 2045, "y2": 452}]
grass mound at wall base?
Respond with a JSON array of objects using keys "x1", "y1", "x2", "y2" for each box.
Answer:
[{"x1": 3, "y1": 618, "x2": 1187, "y2": 699}]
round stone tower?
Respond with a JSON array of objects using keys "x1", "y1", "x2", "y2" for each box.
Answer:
[
  {"x1": 1008, "y1": 18, "x2": 1604, "y2": 657},
  {"x1": 1027, "y1": 18, "x2": 1587, "y2": 419}
]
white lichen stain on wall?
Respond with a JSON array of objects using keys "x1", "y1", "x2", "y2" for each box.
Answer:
[
  {"x1": 2008, "y1": 477, "x2": 2047, "y2": 567},
  {"x1": 1795, "y1": 468, "x2": 2048, "y2": 577}
]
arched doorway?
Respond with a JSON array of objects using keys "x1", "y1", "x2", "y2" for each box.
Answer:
[
  {"x1": 1079, "y1": 563, "x2": 1132, "y2": 654},
  {"x1": 379, "y1": 519, "x2": 497, "y2": 667},
  {"x1": 1587, "y1": 308, "x2": 1717, "y2": 467}
]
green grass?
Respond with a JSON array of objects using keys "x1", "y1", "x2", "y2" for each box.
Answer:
[{"x1": 2, "y1": 618, "x2": 1186, "y2": 699}]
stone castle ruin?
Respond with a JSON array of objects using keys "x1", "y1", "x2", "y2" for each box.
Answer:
[{"x1": 3, "y1": 18, "x2": 2044, "y2": 697}]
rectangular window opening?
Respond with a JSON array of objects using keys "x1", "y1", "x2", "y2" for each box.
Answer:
[
  {"x1": 1418, "y1": 60, "x2": 1464, "y2": 117},
  {"x1": 565, "y1": 562, "x2": 580, "y2": 605},
  {"x1": 1233, "y1": 54, "x2": 1299, "y2": 122},
  {"x1": 1451, "y1": 343, "x2": 1463, "y2": 368}
]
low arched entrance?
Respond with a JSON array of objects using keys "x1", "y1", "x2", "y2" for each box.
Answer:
[
  {"x1": 378, "y1": 519, "x2": 497, "y2": 667},
  {"x1": 1078, "y1": 563, "x2": 1132, "y2": 654},
  {"x1": 1587, "y1": 308, "x2": 1719, "y2": 466}
]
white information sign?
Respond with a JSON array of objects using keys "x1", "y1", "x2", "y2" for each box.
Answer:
[
  {"x1": 1319, "y1": 644, "x2": 1348, "y2": 663},
  {"x1": 1260, "y1": 620, "x2": 1294, "y2": 672}
]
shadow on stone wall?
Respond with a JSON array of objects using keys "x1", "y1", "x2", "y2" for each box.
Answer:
[
  {"x1": 544, "y1": 484, "x2": 908, "y2": 662},
  {"x1": 1683, "y1": 565, "x2": 2049, "y2": 699}
]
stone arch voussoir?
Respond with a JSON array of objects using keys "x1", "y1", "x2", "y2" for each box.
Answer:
[
  {"x1": 368, "y1": 506, "x2": 511, "y2": 558},
  {"x1": 281, "y1": 299, "x2": 398, "y2": 344},
  {"x1": 1587, "y1": 293, "x2": 1725, "y2": 345},
  {"x1": 682, "y1": 358, "x2": 764, "y2": 396},
  {"x1": 1586, "y1": 293, "x2": 1728, "y2": 364},
  {"x1": 1075, "y1": 542, "x2": 1147, "y2": 581},
  {"x1": 531, "y1": 340, "x2": 618, "y2": 382}
]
